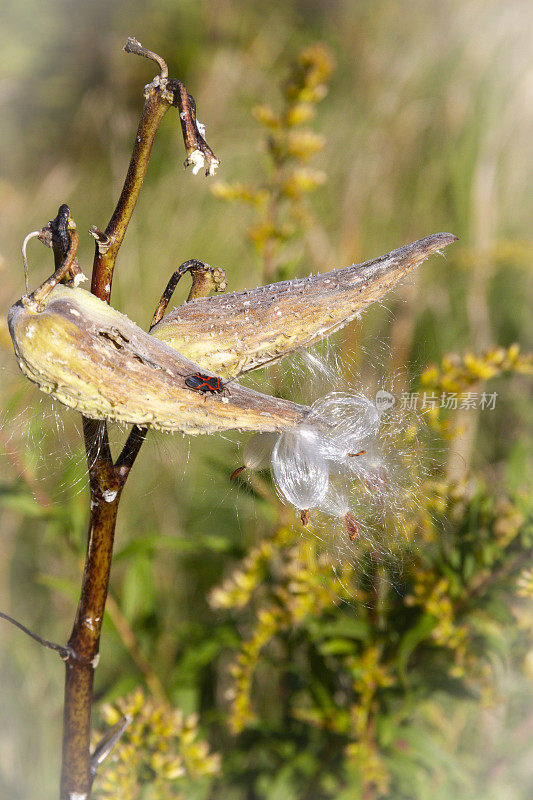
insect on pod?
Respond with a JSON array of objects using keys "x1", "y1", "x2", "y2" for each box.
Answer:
[
  {"x1": 184, "y1": 372, "x2": 225, "y2": 395},
  {"x1": 8, "y1": 224, "x2": 457, "y2": 440},
  {"x1": 8, "y1": 227, "x2": 306, "y2": 436},
  {"x1": 8, "y1": 283, "x2": 309, "y2": 436}
]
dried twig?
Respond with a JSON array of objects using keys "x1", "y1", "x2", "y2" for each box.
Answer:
[
  {"x1": 24, "y1": 228, "x2": 81, "y2": 311},
  {"x1": 150, "y1": 258, "x2": 228, "y2": 327},
  {"x1": 0, "y1": 611, "x2": 70, "y2": 660},
  {"x1": 90, "y1": 714, "x2": 132, "y2": 778},
  {"x1": 123, "y1": 36, "x2": 168, "y2": 79}
]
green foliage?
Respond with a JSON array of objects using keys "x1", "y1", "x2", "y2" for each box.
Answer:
[{"x1": 205, "y1": 476, "x2": 533, "y2": 799}]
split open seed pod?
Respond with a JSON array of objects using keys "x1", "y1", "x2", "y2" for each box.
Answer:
[
  {"x1": 8, "y1": 286, "x2": 305, "y2": 435},
  {"x1": 8, "y1": 233, "x2": 456, "y2": 434},
  {"x1": 150, "y1": 233, "x2": 457, "y2": 376}
]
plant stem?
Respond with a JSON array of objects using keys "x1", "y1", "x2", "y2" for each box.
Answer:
[
  {"x1": 61, "y1": 419, "x2": 122, "y2": 797},
  {"x1": 59, "y1": 37, "x2": 220, "y2": 797},
  {"x1": 0, "y1": 611, "x2": 69, "y2": 658},
  {"x1": 90, "y1": 88, "x2": 172, "y2": 302},
  {"x1": 58, "y1": 36, "x2": 219, "y2": 797},
  {"x1": 59, "y1": 44, "x2": 176, "y2": 800}
]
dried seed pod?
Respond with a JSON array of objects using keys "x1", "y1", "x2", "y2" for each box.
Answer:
[
  {"x1": 8, "y1": 285, "x2": 304, "y2": 436},
  {"x1": 150, "y1": 233, "x2": 457, "y2": 376}
]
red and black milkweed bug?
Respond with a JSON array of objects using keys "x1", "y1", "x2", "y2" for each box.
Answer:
[{"x1": 184, "y1": 372, "x2": 225, "y2": 395}]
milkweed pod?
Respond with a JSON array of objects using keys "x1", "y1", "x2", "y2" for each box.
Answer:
[
  {"x1": 150, "y1": 233, "x2": 458, "y2": 377},
  {"x1": 8, "y1": 285, "x2": 305, "y2": 436}
]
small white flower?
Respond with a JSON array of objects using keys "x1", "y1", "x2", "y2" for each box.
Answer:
[{"x1": 187, "y1": 149, "x2": 205, "y2": 175}]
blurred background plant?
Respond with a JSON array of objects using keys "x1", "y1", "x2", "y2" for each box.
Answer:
[{"x1": 0, "y1": 1, "x2": 532, "y2": 799}]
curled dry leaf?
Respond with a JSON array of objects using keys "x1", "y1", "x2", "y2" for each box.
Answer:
[{"x1": 150, "y1": 233, "x2": 457, "y2": 377}]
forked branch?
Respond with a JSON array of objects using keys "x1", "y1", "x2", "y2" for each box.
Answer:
[{"x1": 59, "y1": 38, "x2": 219, "y2": 800}]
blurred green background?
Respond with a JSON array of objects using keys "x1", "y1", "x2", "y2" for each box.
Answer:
[{"x1": 1, "y1": 1, "x2": 532, "y2": 798}]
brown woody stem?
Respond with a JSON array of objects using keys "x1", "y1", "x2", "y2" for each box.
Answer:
[
  {"x1": 61, "y1": 419, "x2": 121, "y2": 798},
  {"x1": 59, "y1": 38, "x2": 209, "y2": 799},
  {"x1": 90, "y1": 82, "x2": 174, "y2": 303}
]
